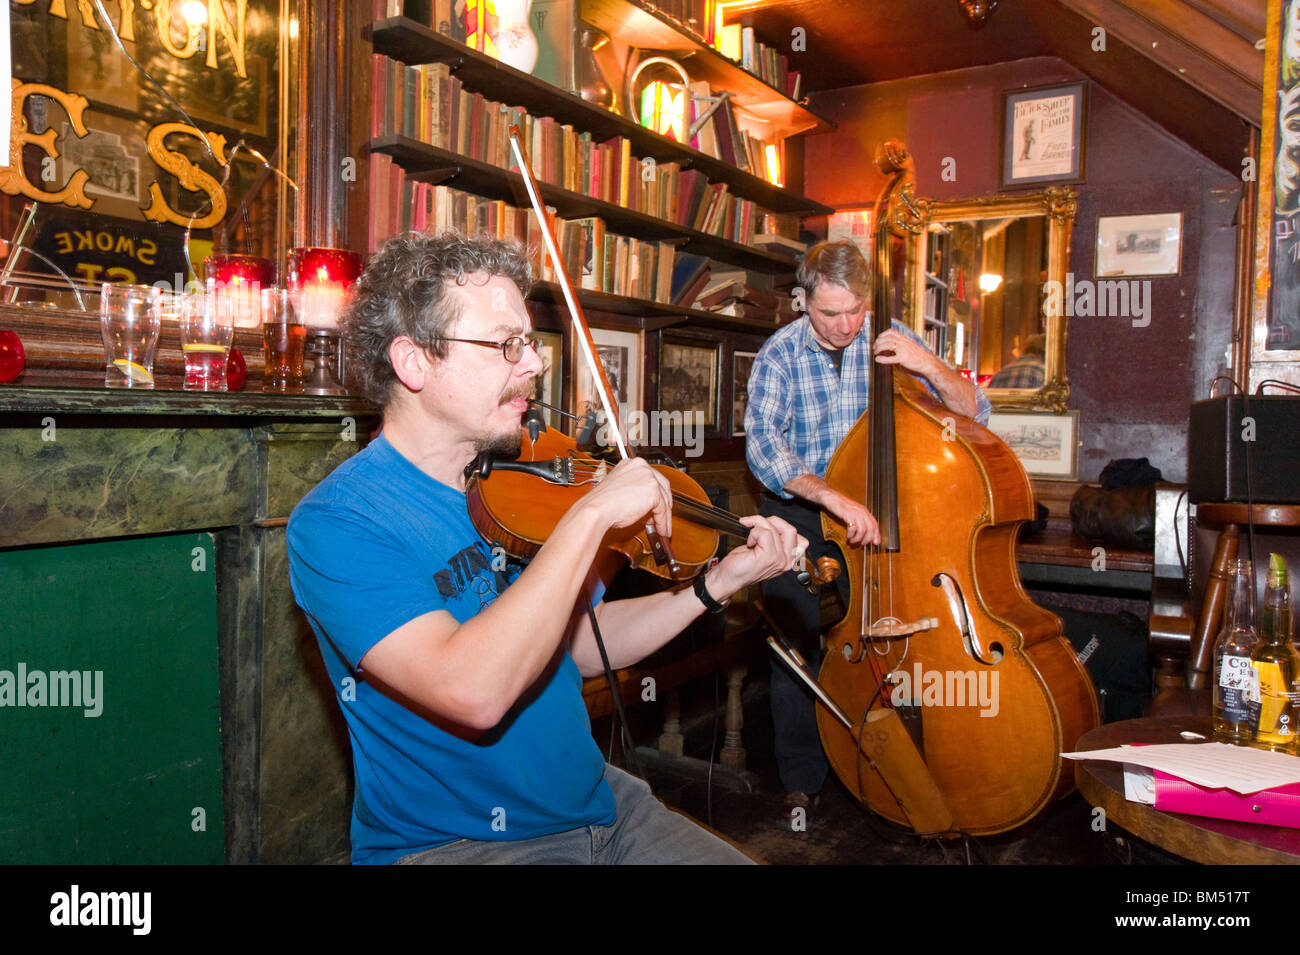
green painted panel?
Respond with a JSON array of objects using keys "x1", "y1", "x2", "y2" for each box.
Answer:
[{"x1": 0, "y1": 534, "x2": 224, "y2": 863}]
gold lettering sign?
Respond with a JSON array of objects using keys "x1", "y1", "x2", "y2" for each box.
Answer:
[
  {"x1": 143, "y1": 122, "x2": 229, "y2": 230},
  {"x1": 21, "y1": 1, "x2": 245, "y2": 76},
  {"x1": 0, "y1": 79, "x2": 93, "y2": 209}
]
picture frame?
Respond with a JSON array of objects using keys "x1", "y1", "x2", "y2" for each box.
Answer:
[
  {"x1": 1001, "y1": 82, "x2": 1086, "y2": 187},
  {"x1": 1095, "y1": 213, "x2": 1183, "y2": 277},
  {"x1": 987, "y1": 410, "x2": 1080, "y2": 480},
  {"x1": 658, "y1": 334, "x2": 721, "y2": 432},
  {"x1": 572, "y1": 326, "x2": 641, "y2": 431},
  {"x1": 827, "y1": 208, "x2": 873, "y2": 262},
  {"x1": 531, "y1": 329, "x2": 564, "y2": 429},
  {"x1": 731, "y1": 350, "x2": 758, "y2": 437}
]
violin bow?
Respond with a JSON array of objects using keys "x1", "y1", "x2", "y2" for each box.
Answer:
[{"x1": 506, "y1": 125, "x2": 680, "y2": 575}]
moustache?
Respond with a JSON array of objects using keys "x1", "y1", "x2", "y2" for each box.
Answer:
[{"x1": 499, "y1": 385, "x2": 534, "y2": 404}]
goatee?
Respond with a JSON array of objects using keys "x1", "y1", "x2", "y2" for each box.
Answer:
[{"x1": 473, "y1": 429, "x2": 522, "y2": 458}]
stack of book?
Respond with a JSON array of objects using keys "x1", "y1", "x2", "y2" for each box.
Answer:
[
  {"x1": 368, "y1": 175, "x2": 678, "y2": 303},
  {"x1": 370, "y1": 54, "x2": 768, "y2": 242},
  {"x1": 715, "y1": 24, "x2": 801, "y2": 99}
]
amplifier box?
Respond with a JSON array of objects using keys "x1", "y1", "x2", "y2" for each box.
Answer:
[{"x1": 1187, "y1": 395, "x2": 1300, "y2": 503}]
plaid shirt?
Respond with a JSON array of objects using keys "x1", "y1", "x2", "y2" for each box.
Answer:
[
  {"x1": 988, "y1": 354, "x2": 1046, "y2": 390},
  {"x1": 744, "y1": 317, "x2": 992, "y2": 497}
]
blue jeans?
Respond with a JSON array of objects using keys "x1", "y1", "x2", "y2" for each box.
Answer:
[{"x1": 394, "y1": 764, "x2": 754, "y2": 865}]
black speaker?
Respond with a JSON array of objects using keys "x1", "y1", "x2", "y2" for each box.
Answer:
[{"x1": 1187, "y1": 396, "x2": 1300, "y2": 504}]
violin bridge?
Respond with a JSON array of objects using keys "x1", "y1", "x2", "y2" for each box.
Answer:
[{"x1": 862, "y1": 617, "x2": 939, "y2": 639}]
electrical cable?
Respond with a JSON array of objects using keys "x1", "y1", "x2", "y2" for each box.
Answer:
[{"x1": 585, "y1": 600, "x2": 646, "y2": 782}]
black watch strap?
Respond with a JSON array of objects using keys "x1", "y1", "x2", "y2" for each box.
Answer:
[{"x1": 693, "y1": 573, "x2": 729, "y2": 614}]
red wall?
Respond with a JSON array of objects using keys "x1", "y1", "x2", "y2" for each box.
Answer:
[{"x1": 801, "y1": 57, "x2": 1242, "y2": 484}]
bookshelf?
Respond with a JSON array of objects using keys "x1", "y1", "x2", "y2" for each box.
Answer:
[
  {"x1": 579, "y1": 0, "x2": 825, "y2": 136},
  {"x1": 364, "y1": 6, "x2": 831, "y2": 329},
  {"x1": 370, "y1": 134, "x2": 796, "y2": 273},
  {"x1": 368, "y1": 16, "x2": 833, "y2": 216}
]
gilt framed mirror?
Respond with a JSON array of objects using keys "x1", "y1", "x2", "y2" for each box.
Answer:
[{"x1": 906, "y1": 188, "x2": 1077, "y2": 412}]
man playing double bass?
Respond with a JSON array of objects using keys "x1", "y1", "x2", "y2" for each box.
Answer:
[
  {"x1": 288, "y1": 232, "x2": 806, "y2": 864},
  {"x1": 744, "y1": 239, "x2": 992, "y2": 820}
]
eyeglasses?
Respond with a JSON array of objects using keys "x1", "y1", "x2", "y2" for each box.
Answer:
[{"x1": 432, "y1": 335, "x2": 541, "y2": 364}]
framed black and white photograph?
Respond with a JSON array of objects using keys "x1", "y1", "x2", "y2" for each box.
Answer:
[
  {"x1": 1002, "y1": 82, "x2": 1086, "y2": 187},
  {"x1": 573, "y1": 327, "x2": 641, "y2": 428},
  {"x1": 531, "y1": 330, "x2": 564, "y2": 428},
  {"x1": 1096, "y1": 213, "x2": 1183, "y2": 277},
  {"x1": 659, "y1": 335, "x2": 720, "y2": 431},
  {"x1": 731, "y1": 350, "x2": 758, "y2": 437},
  {"x1": 987, "y1": 410, "x2": 1080, "y2": 480}
]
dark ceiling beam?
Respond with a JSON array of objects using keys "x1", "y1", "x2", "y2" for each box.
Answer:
[
  {"x1": 1180, "y1": 0, "x2": 1267, "y2": 43},
  {"x1": 1050, "y1": 0, "x2": 1263, "y2": 124}
]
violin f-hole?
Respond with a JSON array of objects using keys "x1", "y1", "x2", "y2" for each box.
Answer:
[{"x1": 931, "y1": 573, "x2": 1002, "y2": 665}]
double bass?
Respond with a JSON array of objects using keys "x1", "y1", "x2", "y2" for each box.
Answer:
[{"x1": 811, "y1": 141, "x2": 1098, "y2": 836}]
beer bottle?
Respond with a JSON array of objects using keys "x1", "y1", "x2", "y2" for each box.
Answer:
[
  {"x1": 1250, "y1": 553, "x2": 1300, "y2": 754},
  {"x1": 1212, "y1": 557, "x2": 1258, "y2": 745}
]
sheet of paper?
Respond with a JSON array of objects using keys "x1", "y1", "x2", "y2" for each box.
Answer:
[{"x1": 1063, "y1": 742, "x2": 1300, "y2": 794}]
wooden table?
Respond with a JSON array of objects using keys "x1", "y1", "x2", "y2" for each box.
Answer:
[{"x1": 1073, "y1": 716, "x2": 1300, "y2": 864}]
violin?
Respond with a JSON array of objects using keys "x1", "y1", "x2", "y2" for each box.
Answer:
[
  {"x1": 466, "y1": 422, "x2": 841, "y2": 586},
  {"x1": 462, "y1": 125, "x2": 839, "y2": 590}
]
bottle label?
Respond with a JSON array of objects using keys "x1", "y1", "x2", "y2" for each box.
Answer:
[
  {"x1": 1220, "y1": 655, "x2": 1258, "y2": 696},
  {"x1": 1253, "y1": 661, "x2": 1298, "y2": 742}
]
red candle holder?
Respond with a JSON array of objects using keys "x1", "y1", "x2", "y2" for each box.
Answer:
[
  {"x1": 205, "y1": 254, "x2": 276, "y2": 329},
  {"x1": 286, "y1": 247, "x2": 364, "y2": 395}
]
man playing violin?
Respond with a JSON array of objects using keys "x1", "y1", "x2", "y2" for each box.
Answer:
[
  {"x1": 288, "y1": 232, "x2": 806, "y2": 864},
  {"x1": 745, "y1": 239, "x2": 991, "y2": 820}
]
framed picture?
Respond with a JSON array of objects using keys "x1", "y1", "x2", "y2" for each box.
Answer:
[
  {"x1": 987, "y1": 410, "x2": 1080, "y2": 480},
  {"x1": 731, "y1": 350, "x2": 758, "y2": 437},
  {"x1": 1096, "y1": 213, "x2": 1183, "y2": 277},
  {"x1": 827, "y1": 208, "x2": 873, "y2": 261},
  {"x1": 659, "y1": 335, "x2": 721, "y2": 431},
  {"x1": 1001, "y1": 82, "x2": 1086, "y2": 187},
  {"x1": 573, "y1": 327, "x2": 641, "y2": 430},
  {"x1": 531, "y1": 330, "x2": 564, "y2": 428}
]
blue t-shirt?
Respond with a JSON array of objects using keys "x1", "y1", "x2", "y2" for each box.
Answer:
[{"x1": 287, "y1": 434, "x2": 615, "y2": 864}]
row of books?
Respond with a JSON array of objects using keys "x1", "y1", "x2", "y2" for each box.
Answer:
[
  {"x1": 715, "y1": 25, "x2": 801, "y2": 100},
  {"x1": 367, "y1": 165, "x2": 680, "y2": 303},
  {"x1": 370, "y1": 54, "x2": 766, "y2": 243}
]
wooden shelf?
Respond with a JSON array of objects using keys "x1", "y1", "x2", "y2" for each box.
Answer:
[
  {"x1": 530, "y1": 280, "x2": 780, "y2": 333},
  {"x1": 368, "y1": 17, "x2": 830, "y2": 216},
  {"x1": 579, "y1": 0, "x2": 831, "y2": 139},
  {"x1": 370, "y1": 134, "x2": 799, "y2": 274}
]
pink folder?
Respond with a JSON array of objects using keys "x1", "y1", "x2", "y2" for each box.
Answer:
[{"x1": 1152, "y1": 770, "x2": 1300, "y2": 829}]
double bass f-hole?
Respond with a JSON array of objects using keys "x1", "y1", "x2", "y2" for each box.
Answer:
[{"x1": 931, "y1": 572, "x2": 1002, "y2": 665}]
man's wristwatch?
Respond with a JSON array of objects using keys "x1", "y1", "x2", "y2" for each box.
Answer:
[{"x1": 693, "y1": 573, "x2": 730, "y2": 614}]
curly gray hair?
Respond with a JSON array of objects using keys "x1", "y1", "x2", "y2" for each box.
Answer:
[
  {"x1": 342, "y1": 232, "x2": 534, "y2": 408},
  {"x1": 795, "y1": 239, "x2": 871, "y2": 304}
]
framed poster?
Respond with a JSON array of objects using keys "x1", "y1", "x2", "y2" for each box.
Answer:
[
  {"x1": 987, "y1": 410, "x2": 1080, "y2": 480},
  {"x1": 659, "y1": 335, "x2": 721, "y2": 431},
  {"x1": 827, "y1": 208, "x2": 873, "y2": 261},
  {"x1": 1001, "y1": 82, "x2": 1086, "y2": 187},
  {"x1": 1096, "y1": 213, "x2": 1182, "y2": 277},
  {"x1": 572, "y1": 326, "x2": 641, "y2": 430},
  {"x1": 731, "y1": 350, "x2": 758, "y2": 437},
  {"x1": 531, "y1": 329, "x2": 564, "y2": 428}
]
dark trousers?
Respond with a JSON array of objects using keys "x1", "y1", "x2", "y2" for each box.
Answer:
[{"x1": 759, "y1": 493, "x2": 850, "y2": 795}]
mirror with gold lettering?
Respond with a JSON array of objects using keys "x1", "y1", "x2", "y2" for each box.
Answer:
[
  {"x1": 2, "y1": 1, "x2": 292, "y2": 303},
  {"x1": 905, "y1": 189, "x2": 1076, "y2": 412}
]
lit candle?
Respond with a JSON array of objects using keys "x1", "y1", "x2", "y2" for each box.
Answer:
[
  {"x1": 205, "y1": 254, "x2": 275, "y2": 329},
  {"x1": 287, "y1": 248, "x2": 363, "y2": 332}
]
